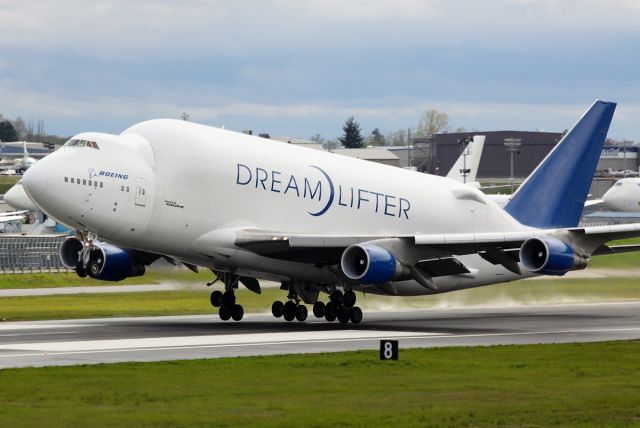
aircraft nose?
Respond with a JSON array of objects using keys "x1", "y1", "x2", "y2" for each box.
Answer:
[{"x1": 21, "y1": 162, "x2": 48, "y2": 202}]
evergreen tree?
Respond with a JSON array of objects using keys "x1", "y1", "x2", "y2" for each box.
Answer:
[
  {"x1": 339, "y1": 116, "x2": 364, "y2": 148},
  {"x1": 0, "y1": 121, "x2": 18, "y2": 142}
]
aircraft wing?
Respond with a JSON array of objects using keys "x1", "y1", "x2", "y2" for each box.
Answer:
[
  {"x1": 0, "y1": 214, "x2": 25, "y2": 223},
  {"x1": 232, "y1": 223, "x2": 640, "y2": 276},
  {"x1": 0, "y1": 210, "x2": 28, "y2": 217}
]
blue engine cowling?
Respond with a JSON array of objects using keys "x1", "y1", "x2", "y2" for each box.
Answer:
[
  {"x1": 340, "y1": 243, "x2": 398, "y2": 284},
  {"x1": 519, "y1": 236, "x2": 586, "y2": 276},
  {"x1": 60, "y1": 237, "x2": 145, "y2": 282}
]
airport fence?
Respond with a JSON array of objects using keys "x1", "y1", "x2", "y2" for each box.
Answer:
[{"x1": 0, "y1": 234, "x2": 71, "y2": 273}]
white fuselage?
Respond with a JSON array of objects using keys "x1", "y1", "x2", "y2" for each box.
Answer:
[
  {"x1": 24, "y1": 120, "x2": 533, "y2": 295},
  {"x1": 601, "y1": 178, "x2": 640, "y2": 212}
]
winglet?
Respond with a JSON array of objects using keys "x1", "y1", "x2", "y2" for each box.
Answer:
[{"x1": 504, "y1": 100, "x2": 616, "y2": 228}]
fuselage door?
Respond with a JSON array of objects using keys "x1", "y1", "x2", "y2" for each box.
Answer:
[{"x1": 135, "y1": 177, "x2": 146, "y2": 207}]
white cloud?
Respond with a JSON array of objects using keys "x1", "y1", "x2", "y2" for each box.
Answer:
[{"x1": 1, "y1": 0, "x2": 639, "y2": 58}]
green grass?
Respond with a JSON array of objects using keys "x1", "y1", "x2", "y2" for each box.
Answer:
[
  {"x1": 0, "y1": 175, "x2": 20, "y2": 194},
  {"x1": 0, "y1": 288, "x2": 281, "y2": 321},
  {"x1": 0, "y1": 341, "x2": 639, "y2": 427},
  {"x1": 2, "y1": 276, "x2": 640, "y2": 322},
  {"x1": 0, "y1": 268, "x2": 214, "y2": 289},
  {"x1": 589, "y1": 237, "x2": 640, "y2": 268}
]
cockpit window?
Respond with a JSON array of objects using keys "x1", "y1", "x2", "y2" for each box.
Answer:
[
  {"x1": 615, "y1": 182, "x2": 623, "y2": 186},
  {"x1": 63, "y1": 139, "x2": 100, "y2": 149}
]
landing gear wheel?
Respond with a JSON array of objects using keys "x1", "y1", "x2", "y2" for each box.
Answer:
[
  {"x1": 75, "y1": 264, "x2": 87, "y2": 278},
  {"x1": 343, "y1": 290, "x2": 356, "y2": 308},
  {"x1": 330, "y1": 290, "x2": 344, "y2": 305},
  {"x1": 295, "y1": 305, "x2": 308, "y2": 322},
  {"x1": 283, "y1": 301, "x2": 297, "y2": 321},
  {"x1": 231, "y1": 304, "x2": 244, "y2": 321},
  {"x1": 349, "y1": 306, "x2": 363, "y2": 324},
  {"x1": 222, "y1": 291, "x2": 236, "y2": 306},
  {"x1": 88, "y1": 261, "x2": 101, "y2": 277},
  {"x1": 271, "y1": 301, "x2": 284, "y2": 318},
  {"x1": 313, "y1": 301, "x2": 326, "y2": 318},
  {"x1": 219, "y1": 305, "x2": 232, "y2": 321},
  {"x1": 337, "y1": 306, "x2": 350, "y2": 324},
  {"x1": 210, "y1": 290, "x2": 223, "y2": 308},
  {"x1": 324, "y1": 302, "x2": 337, "y2": 322}
]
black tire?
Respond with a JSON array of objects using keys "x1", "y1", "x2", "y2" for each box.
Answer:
[
  {"x1": 343, "y1": 290, "x2": 356, "y2": 308},
  {"x1": 324, "y1": 302, "x2": 337, "y2": 322},
  {"x1": 295, "y1": 305, "x2": 308, "y2": 322},
  {"x1": 231, "y1": 304, "x2": 244, "y2": 321},
  {"x1": 330, "y1": 290, "x2": 343, "y2": 305},
  {"x1": 210, "y1": 290, "x2": 223, "y2": 308},
  {"x1": 350, "y1": 306, "x2": 363, "y2": 324},
  {"x1": 219, "y1": 305, "x2": 232, "y2": 321},
  {"x1": 75, "y1": 263, "x2": 87, "y2": 278},
  {"x1": 271, "y1": 301, "x2": 284, "y2": 318},
  {"x1": 337, "y1": 305, "x2": 350, "y2": 324},
  {"x1": 88, "y1": 261, "x2": 101, "y2": 277},
  {"x1": 222, "y1": 291, "x2": 236, "y2": 306},
  {"x1": 283, "y1": 301, "x2": 297, "y2": 321},
  {"x1": 312, "y1": 301, "x2": 325, "y2": 318}
]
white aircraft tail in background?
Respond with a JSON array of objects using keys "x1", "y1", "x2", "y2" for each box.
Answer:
[{"x1": 446, "y1": 135, "x2": 485, "y2": 187}]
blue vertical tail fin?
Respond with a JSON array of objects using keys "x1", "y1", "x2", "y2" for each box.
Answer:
[{"x1": 504, "y1": 100, "x2": 616, "y2": 228}]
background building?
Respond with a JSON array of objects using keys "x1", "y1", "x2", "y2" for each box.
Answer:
[{"x1": 414, "y1": 131, "x2": 564, "y2": 178}]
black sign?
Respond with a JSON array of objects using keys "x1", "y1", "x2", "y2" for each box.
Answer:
[{"x1": 380, "y1": 340, "x2": 398, "y2": 360}]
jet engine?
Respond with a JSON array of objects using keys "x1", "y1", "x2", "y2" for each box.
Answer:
[
  {"x1": 519, "y1": 236, "x2": 587, "y2": 276},
  {"x1": 340, "y1": 243, "x2": 409, "y2": 284},
  {"x1": 60, "y1": 237, "x2": 145, "y2": 281}
]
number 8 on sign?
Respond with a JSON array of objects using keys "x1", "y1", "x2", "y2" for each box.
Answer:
[{"x1": 380, "y1": 340, "x2": 398, "y2": 360}]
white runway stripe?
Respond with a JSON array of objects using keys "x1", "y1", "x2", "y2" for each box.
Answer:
[{"x1": 0, "y1": 330, "x2": 437, "y2": 353}]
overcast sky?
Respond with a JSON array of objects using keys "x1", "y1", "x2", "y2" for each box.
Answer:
[{"x1": 1, "y1": 0, "x2": 639, "y2": 140}]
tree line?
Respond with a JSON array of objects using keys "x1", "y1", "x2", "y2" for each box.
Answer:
[
  {"x1": 312, "y1": 109, "x2": 457, "y2": 150},
  {"x1": 0, "y1": 114, "x2": 68, "y2": 144}
]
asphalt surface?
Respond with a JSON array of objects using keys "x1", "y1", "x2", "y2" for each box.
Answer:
[{"x1": 1, "y1": 301, "x2": 639, "y2": 369}]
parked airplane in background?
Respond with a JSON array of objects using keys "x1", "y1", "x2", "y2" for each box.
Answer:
[
  {"x1": 0, "y1": 210, "x2": 27, "y2": 232},
  {"x1": 13, "y1": 142, "x2": 37, "y2": 174},
  {"x1": 22, "y1": 100, "x2": 640, "y2": 324},
  {"x1": 589, "y1": 177, "x2": 640, "y2": 212},
  {"x1": 446, "y1": 136, "x2": 485, "y2": 187},
  {"x1": 4, "y1": 180, "x2": 37, "y2": 211},
  {"x1": 0, "y1": 142, "x2": 37, "y2": 175},
  {"x1": 606, "y1": 167, "x2": 639, "y2": 178}
]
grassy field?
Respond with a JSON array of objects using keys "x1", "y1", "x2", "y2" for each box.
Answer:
[
  {"x1": 0, "y1": 175, "x2": 20, "y2": 194},
  {"x1": 2, "y1": 276, "x2": 640, "y2": 322},
  {"x1": 0, "y1": 341, "x2": 639, "y2": 427},
  {"x1": 0, "y1": 269, "x2": 213, "y2": 289}
]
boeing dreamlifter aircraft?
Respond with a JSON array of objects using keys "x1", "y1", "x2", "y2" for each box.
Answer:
[{"x1": 22, "y1": 100, "x2": 640, "y2": 324}]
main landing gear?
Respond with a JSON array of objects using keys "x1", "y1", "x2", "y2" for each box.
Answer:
[
  {"x1": 271, "y1": 293, "x2": 308, "y2": 322},
  {"x1": 271, "y1": 288, "x2": 363, "y2": 324},
  {"x1": 312, "y1": 289, "x2": 362, "y2": 324},
  {"x1": 209, "y1": 272, "x2": 244, "y2": 321}
]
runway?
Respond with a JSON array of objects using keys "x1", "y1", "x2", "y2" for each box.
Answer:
[{"x1": 1, "y1": 301, "x2": 640, "y2": 369}]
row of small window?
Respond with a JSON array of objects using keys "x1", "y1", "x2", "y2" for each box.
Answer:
[
  {"x1": 63, "y1": 139, "x2": 100, "y2": 149},
  {"x1": 63, "y1": 176, "x2": 133, "y2": 193},
  {"x1": 64, "y1": 176, "x2": 103, "y2": 188}
]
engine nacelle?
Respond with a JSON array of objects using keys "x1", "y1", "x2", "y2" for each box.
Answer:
[
  {"x1": 519, "y1": 236, "x2": 587, "y2": 276},
  {"x1": 60, "y1": 237, "x2": 145, "y2": 282},
  {"x1": 341, "y1": 243, "x2": 408, "y2": 284}
]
